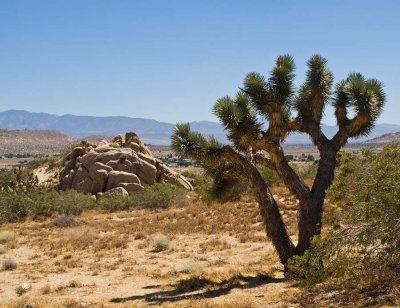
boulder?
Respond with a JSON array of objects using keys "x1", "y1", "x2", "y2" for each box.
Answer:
[
  {"x1": 118, "y1": 182, "x2": 144, "y2": 193},
  {"x1": 59, "y1": 132, "x2": 193, "y2": 196},
  {"x1": 106, "y1": 171, "x2": 141, "y2": 190},
  {"x1": 97, "y1": 187, "x2": 129, "y2": 199}
]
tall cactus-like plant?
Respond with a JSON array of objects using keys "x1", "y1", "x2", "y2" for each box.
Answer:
[{"x1": 172, "y1": 55, "x2": 385, "y2": 267}]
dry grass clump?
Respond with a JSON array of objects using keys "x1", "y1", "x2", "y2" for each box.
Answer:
[
  {"x1": 152, "y1": 234, "x2": 172, "y2": 252},
  {"x1": 199, "y1": 238, "x2": 231, "y2": 251},
  {"x1": 238, "y1": 233, "x2": 266, "y2": 243},
  {"x1": 49, "y1": 227, "x2": 129, "y2": 252},
  {"x1": 41, "y1": 284, "x2": 52, "y2": 294},
  {"x1": 2, "y1": 258, "x2": 17, "y2": 271},
  {"x1": 133, "y1": 232, "x2": 146, "y2": 240},
  {"x1": 0, "y1": 230, "x2": 16, "y2": 244},
  {"x1": 67, "y1": 279, "x2": 82, "y2": 288},
  {"x1": 53, "y1": 215, "x2": 78, "y2": 227},
  {"x1": 180, "y1": 261, "x2": 207, "y2": 274}
]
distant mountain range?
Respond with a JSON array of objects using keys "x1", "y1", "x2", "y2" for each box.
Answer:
[
  {"x1": 0, "y1": 110, "x2": 399, "y2": 145},
  {"x1": 0, "y1": 129, "x2": 73, "y2": 154},
  {"x1": 363, "y1": 132, "x2": 400, "y2": 144}
]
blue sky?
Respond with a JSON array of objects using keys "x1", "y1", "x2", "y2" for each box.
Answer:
[{"x1": 0, "y1": 0, "x2": 399, "y2": 124}]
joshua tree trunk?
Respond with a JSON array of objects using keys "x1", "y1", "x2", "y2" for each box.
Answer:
[
  {"x1": 297, "y1": 147, "x2": 337, "y2": 254},
  {"x1": 248, "y1": 165, "x2": 295, "y2": 265}
]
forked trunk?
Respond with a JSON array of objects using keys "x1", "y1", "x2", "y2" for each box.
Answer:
[{"x1": 296, "y1": 147, "x2": 337, "y2": 255}]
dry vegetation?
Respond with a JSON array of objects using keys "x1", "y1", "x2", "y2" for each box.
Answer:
[
  {"x1": 0, "y1": 186, "x2": 395, "y2": 307},
  {"x1": 0, "y1": 148, "x2": 398, "y2": 307},
  {"x1": 0, "y1": 188, "x2": 307, "y2": 307}
]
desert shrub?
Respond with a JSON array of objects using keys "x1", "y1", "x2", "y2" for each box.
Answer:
[
  {"x1": 327, "y1": 144, "x2": 400, "y2": 284},
  {"x1": 291, "y1": 161, "x2": 319, "y2": 182},
  {"x1": 97, "y1": 194, "x2": 134, "y2": 212},
  {"x1": 0, "y1": 167, "x2": 39, "y2": 192},
  {"x1": 0, "y1": 189, "x2": 95, "y2": 223},
  {"x1": 180, "y1": 171, "x2": 202, "y2": 186},
  {"x1": 287, "y1": 236, "x2": 326, "y2": 285},
  {"x1": 131, "y1": 183, "x2": 186, "y2": 209},
  {"x1": 2, "y1": 258, "x2": 17, "y2": 271},
  {"x1": 28, "y1": 189, "x2": 95, "y2": 218},
  {"x1": 26, "y1": 155, "x2": 60, "y2": 170},
  {"x1": 53, "y1": 215, "x2": 78, "y2": 227},
  {"x1": 0, "y1": 230, "x2": 16, "y2": 244},
  {"x1": 53, "y1": 190, "x2": 96, "y2": 215},
  {"x1": 0, "y1": 192, "x2": 31, "y2": 222},
  {"x1": 41, "y1": 285, "x2": 52, "y2": 294},
  {"x1": 152, "y1": 234, "x2": 172, "y2": 252},
  {"x1": 180, "y1": 261, "x2": 206, "y2": 274},
  {"x1": 289, "y1": 143, "x2": 400, "y2": 290},
  {"x1": 98, "y1": 183, "x2": 187, "y2": 211},
  {"x1": 258, "y1": 166, "x2": 281, "y2": 186}
]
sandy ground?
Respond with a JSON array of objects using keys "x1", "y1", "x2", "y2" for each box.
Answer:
[{"x1": 0, "y1": 196, "x2": 302, "y2": 307}]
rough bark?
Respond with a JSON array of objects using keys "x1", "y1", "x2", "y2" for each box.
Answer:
[
  {"x1": 296, "y1": 146, "x2": 337, "y2": 254},
  {"x1": 249, "y1": 165, "x2": 295, "y2": 265},
  {"x1": 222, "y1": 147, "x2": 295, "y2": 265}
]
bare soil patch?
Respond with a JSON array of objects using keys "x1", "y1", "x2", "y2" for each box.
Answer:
[{"x1": 0, "y1": 194, "x2": 303, "y2": 307}]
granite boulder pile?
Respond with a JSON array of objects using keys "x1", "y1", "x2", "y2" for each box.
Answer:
[{"x1": 58, "y1": 132, "x2": 192, "y2": 197}]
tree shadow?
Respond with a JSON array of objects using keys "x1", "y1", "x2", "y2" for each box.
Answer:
[{"x1": 110, "y1": 273, "x2": 285, "y2": 304}]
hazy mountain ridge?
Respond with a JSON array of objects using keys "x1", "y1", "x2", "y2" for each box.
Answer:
[
  {"x1": 0, "y1": 129, "x2": 74, "y2": 154},
  {"x1": 1, "y1": 110, "x2": 399, "y2": 145},
  {"x1": 364, "y1": 132, "x2": 400, "y2": 144}
]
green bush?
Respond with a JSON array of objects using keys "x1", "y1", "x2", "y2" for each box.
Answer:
[
  {"x1": 258, "y1": 166, "x2": 281, "y2": 186},
  {"x1": 289, "y1": 143, "x2": 400, "y2": 290},
  {"x1": 287, "y1": 236, "x2": 326, "y2": 285},
  {"x1": 0, "y1": 167, "x2": 39, "y2": 192},
  {"x1": 326, "y1": 144, "x2": 400, "y2": 283},
  {"x1": 29, "y1": 189, "x2": 96, "y2": 217},
  {"x1": 132, "y1": 183, "x2": 186, "y2": 209},
  {"x1": 152, "y1": 234, "x2": 172, "y2": 252},
  {"x1": 0, "y1": 189, "x2": 96, "y2": 223},
  {"x1": 180, "y1": 171, "x2": 202, "y2": 186},
  {"x1": 291, "y1": 162, "x2": 318, "y2": 182},
  {"x1": 0, "y1": 192, "x2": 31, "y2": 223},
  {"x1": 98, "y1": 183, "x2": 187, "y2": 211},
  {"x1": 97, "y1": 194, "x2": 134, "y2": 212},
  {"x1": 25, "y1": 155, "x2": 60, "y2": 171}
]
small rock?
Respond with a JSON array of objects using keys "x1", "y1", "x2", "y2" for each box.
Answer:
[{"x1": 16, "y1": 283, "x2": 31, "y2": 296}]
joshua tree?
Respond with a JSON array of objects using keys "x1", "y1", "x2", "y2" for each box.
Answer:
[{"x1": 172, "y1": 55, "x2": 385, "y2": 267}]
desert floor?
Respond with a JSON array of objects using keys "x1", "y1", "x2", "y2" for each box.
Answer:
[
  {"x1": 0, "y1": 188, "x2": 392, "y2": 307},
  {"x1": 0, "y1": 187, "x2": 307, "y2": 307}
]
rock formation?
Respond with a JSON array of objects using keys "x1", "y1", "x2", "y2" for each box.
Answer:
[{"x1": 59, "y1": 132, "x2": 192, "y2": 197}]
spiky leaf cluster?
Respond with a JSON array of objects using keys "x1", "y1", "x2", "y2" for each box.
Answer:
[
  {"x1": 172, "y1": 55, "x2": 385, "y2": 196},
  {"x1": 213, "y1": 92, "x2": 262, "y2": 151},
  {"x1": 333, "y1": 73, "x2": 385, "y2": 136},
  {"x1": 295, "y1": 55, "x2": 333, "y2": 123},
  {"x1": 172, "y1": 123, "x2": 243, "y2": 193}
]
